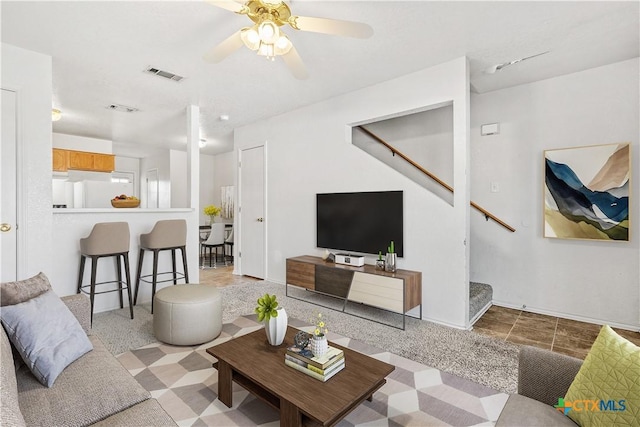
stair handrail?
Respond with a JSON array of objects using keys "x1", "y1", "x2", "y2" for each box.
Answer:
[{"x1": 357, "y1": 126, "x2": 516, "y2": 233}]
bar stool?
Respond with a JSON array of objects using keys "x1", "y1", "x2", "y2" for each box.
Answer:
[
  {"x1": 134, "y1": 219, "x2": 189, "y2": 313},
  {"x1": 77, "y1": 222, "x2": 134, "y2": 325}
]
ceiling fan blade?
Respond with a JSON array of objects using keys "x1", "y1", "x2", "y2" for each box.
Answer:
[
  {"x1": 203, "y1": 30, "x2": 244, "y2": 63},
  {"x1": 290, "y1": 15, "x2": 373, "y2": 39},
  {"x1": 205, "y1": 0, "x2": 248, "y2": 14},
  {"x1": 281, "y1": 45, "x2": 309, "y2": 80}
]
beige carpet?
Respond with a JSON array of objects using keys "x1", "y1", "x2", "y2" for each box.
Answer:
[
  {"x1": 94, "y1": 280, "x2": 519, "y2": 393},
  {"x1": 117, "y1": 315, "x2": 510, "y2": 426}
]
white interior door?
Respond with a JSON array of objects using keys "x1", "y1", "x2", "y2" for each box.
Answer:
[
  {"x1": 146, "y1": 169, "x2": 158, "y2": 208},
  {"x1": 239, "y1": 145, "x2": 265, "y2": 279},
  {"x1": 1, "y1": 89, "x2": 18, "y2": 281}
]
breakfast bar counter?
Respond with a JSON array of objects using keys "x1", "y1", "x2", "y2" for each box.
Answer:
[{"x1": 50, "y1": 208, "x2": 199, "y2": 314}]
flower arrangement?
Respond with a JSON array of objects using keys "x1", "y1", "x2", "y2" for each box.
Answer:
[
  {"x1": 312, "y1": 312, "x2": 328, "y2": 337},
  {"x1": 255, "y1": 293, "x2": 279, "y2": 322},
  {"x1": 203, "y1": 204, "x2": 221, "y2": 217}
]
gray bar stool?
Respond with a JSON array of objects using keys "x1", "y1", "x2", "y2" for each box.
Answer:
[
  {"x1": 77, "y1": 222, "x2": 134, "y2": 324},
  {"x1": 134, "y1": 219, "x2": 189, "y2": 313}
]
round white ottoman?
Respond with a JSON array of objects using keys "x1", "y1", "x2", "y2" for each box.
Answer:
[{"x1": 153, "y1": 284, "x2": 222, "y2": 345}]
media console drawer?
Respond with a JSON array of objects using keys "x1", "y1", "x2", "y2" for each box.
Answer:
[{"x1": 286, "y1": 259, "x2": 315, "y2": 290}]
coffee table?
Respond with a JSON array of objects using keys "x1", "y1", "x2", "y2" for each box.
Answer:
[{"x1": 207, "y1": 326, "x2": 395, "y2": 427}]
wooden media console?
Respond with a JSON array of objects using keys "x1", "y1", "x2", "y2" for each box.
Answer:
[{"x1": 286, "y1": 255, "x2": 422, "y2": 329}]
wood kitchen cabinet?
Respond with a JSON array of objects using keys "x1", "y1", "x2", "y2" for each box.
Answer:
[
  {"x1": 52, "y1": 149, "x2": 115, "y2": 172},
  {"x1": 52, "y1": 148, "x2": 69, "y2": 171}
]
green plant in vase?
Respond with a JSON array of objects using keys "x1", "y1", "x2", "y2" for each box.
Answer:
[
  {"x1": 256, "y1": 293, "x2": 288, "y2": 345},
  {"x1": 203, "y1": 204, "x2": 221, "y2": 224},
  {"x1": 385, "y1": 240, "x2": 397, "y2": 272},
  {"x1": 376, "y1": 251, "x2": 385, "y2": 270},
  {"x1": 255, "y1": 293, "x2": 279, "y2": 322}
]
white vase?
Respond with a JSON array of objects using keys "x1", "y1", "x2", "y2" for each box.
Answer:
[
  {"x1": 309, "y1": 335, "x2": 328, "y2": 357},
  {"x1": 265, "y1": 307, "x2": 288, "y2": 346}
]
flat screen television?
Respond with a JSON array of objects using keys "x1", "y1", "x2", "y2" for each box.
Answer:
[{"x1": 316, "y1": 191, "x2": 403, "y2": 257}]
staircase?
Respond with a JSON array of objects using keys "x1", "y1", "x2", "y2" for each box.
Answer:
[{"x1": 469, "y1": 282, "x2": 493, "y2": 324}]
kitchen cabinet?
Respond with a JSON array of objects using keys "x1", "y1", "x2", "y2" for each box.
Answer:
[
  {"x1": 52, "y1": 148, "x2": 69, "y2": 171},
  {"x1": 52, "y1": 149, "x2": 115, "y2": 172}
]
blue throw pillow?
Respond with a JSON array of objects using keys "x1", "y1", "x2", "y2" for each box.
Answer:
[{"x1": 0, "y1": 290, "x2": 93, "y2": 387}]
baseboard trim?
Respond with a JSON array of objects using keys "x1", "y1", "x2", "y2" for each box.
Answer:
[
  {"x1": 492, "y1": 300, "x2": 640, "y2": 332},
  {"x1": 469, "y1": 301, "x2": 492, "y2": 326}
]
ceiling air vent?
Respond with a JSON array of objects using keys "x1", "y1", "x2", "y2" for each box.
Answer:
[
  {"x1": 107, "y1": 104, "x2": 139, "y2": 113},
  {"x1": 145, "y1": 67, "x2": 184, "y2": 82}
]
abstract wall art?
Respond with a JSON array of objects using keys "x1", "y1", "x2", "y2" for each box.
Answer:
[
  {"x1": 221, "y1": 185, "x2": 234, "y2": 219},
  {"x1": 544, "y1": 143, "x2": 630, "y2": 241}
]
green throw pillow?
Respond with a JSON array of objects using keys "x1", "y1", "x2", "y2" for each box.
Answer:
[{"x1": 564, "y1": 325, "x2": 640, "y2": 426}]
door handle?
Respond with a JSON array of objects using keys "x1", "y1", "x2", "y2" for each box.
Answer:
[
  {"x1": 1, "y1": 223, "x2": 11, "y2": 232},
  {"x1": 257, "y1": 218, "x2": 264, "y2": 222}
]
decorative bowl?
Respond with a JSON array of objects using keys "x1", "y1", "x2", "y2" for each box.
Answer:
[{"x1": 111, "y1": 199, "x2": 140, "y2": 208}]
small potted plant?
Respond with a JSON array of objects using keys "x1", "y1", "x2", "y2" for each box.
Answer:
[
  {"x1": 255, "y1": 293, "x2": 287, "y2": 346},
  {"x1": 203, "y1": 204, "x2": 221, "y2": 224},
  {"x1": 385, "y1": 240, "x2": 397, "y2": 272},
  {"x1": 309, "y1": 312, "x2": 329, "y2": 357},
  {"x1": 376, "y1": 251, "x2": 385, "y2": 270}
]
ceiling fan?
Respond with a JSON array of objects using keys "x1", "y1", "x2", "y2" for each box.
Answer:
[
  {"x1": 484, "y1": 51, "x2": 550, "y2": 74},
  {"x1": 203, "y1": 0, "x2": 374, "y2": 79}
]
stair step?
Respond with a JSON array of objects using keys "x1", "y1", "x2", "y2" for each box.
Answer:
[{"x1": 469, "y1": 282, "x2": 492, "y2": 323}]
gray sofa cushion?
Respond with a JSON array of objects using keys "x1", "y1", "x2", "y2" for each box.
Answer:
[
  {"x1": 0, "y1": 327, "x2": 26, "y2": 427},
  {"x1": 496, "y1": 394, "x2": 578, "y2": 426},
  {"x1": 17, "y1": 335, "x2": 150, "y2": 426},
  {"x1": 1, "y1": 272, "x2": 51, "y2": 306},
  {"x1": 91, "y1": 399, "x2": 177, "y2": 426},
  {"x1": 1, "y1": 290, "x2": 93, "y2": 387}
]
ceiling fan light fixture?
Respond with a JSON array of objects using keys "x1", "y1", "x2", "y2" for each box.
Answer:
[
  {"x1": 258, "y1": 20, "x2": 279, "y2": 44},
  {"x1": 51, "y1": 108, "x2": 62, "y2": 122},
  {"x1": 275, "y1": 34, "x2": 292, "y2": 55},
  {"x1": 257, "y1": 42, "x2": 276, "y2": 60},
  {"x1": 240, "y1": 27, "x2": 260, "y2": 50}
]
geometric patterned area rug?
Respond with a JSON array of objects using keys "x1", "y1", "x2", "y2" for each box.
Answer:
[{"x1": 117, "y1": 315, "x2": 509, "y2": 426}]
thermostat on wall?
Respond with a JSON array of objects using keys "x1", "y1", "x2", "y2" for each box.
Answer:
[{"x1": 481, "y1": 123, "x2": 500, "y2": 136}]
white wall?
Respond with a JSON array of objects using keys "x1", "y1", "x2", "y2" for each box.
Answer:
[
  {"x1": 470, "y1": 58, "x2": 640, "y2": 329},
  {"x1": 170, "y1": 149, "x2": 187, "y2": 208},
  {"x1": 53, "y1": 132, "x2": 112, "y2": 154},
  {"x1": 1, "y1": 44, "x2": 53, "y2": 280},
  {"x1": 236, "y1": 57, "x2": 471, "y2": 328}
]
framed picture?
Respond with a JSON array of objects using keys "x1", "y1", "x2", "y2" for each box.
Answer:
[
  {"x1": 544, "y1": 142, "x2": 630, "y2": 241},
  {"x1": 221, "y1": 185, "x2": 234, "y2": 219}
]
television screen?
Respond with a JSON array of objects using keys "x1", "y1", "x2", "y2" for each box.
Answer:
[{"x1": 316, "y1": 191, "x2": 403, "y2": 257}]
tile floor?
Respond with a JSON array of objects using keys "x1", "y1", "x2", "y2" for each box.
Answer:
[
  {"x1": 473, "y1": 305, "x2": 640, "y2": 359},
  {"x1": 199, "y1": 268, "x2": 640, "y2": 360}
]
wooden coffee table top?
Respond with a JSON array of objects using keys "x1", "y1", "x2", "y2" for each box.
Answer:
[{"x1": 207, "y1": 326, "x2": 394, "y2": 426}]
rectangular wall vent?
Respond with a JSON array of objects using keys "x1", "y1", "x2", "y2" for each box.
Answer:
[
  {"x1": 107, "y1": 104, "x2": 139, "y2": 113},
  {"x1": 145, "y1": 67, "x2": 184, "y2": 82}
]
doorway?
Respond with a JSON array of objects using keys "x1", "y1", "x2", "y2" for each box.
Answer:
[
  {"x1": 1, "y1": 89, "x2": 18, "y2": 281},
  {"x1": 239, "y1": 145, "x2": 265, "y2": 279}
]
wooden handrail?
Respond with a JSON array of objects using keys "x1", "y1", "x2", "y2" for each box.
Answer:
[{"x1": 357, "y1": 126, "x2": 516, "y2": 233}]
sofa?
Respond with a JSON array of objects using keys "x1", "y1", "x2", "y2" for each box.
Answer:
[
  {"x1": 1, "y1": 294, "x2": 177, "y2": 427},
  {"x1": 496, "y1": 345, "x2": 582, "y2": 426}
]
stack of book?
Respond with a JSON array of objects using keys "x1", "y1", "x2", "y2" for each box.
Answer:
[{"x1": 285, "y1": 344, "x2": 345, "y2": 382}]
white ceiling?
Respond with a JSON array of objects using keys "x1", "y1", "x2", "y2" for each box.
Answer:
[{"x1": 2, "y1": 1, "x2": 638, "y2": 157}]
